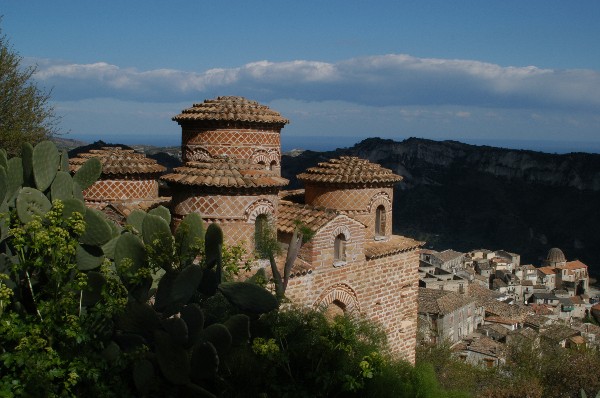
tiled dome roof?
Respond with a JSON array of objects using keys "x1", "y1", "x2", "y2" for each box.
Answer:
[
  {"x1": 161, "y1": 158, "x2": 288, "y2": 189},
  {"x1": 546, "y1": 247, "x2": 566, "y2": 264},
  {"x1": 172, "y1": 96, "x2": 289, "y2": 125},
  {"x1": 69, "y1": 147, "x2": 166, "y2": 176},
  {"x1": 297, "y1": 156, "x2": 402, "y2": 186}
]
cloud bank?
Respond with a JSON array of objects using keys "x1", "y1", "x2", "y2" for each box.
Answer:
[{"x1": 32, "y1": 54, "x2": 600, "y2": 111}]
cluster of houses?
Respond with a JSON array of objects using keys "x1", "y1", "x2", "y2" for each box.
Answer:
[{"x1": 418, "y1": 247, "x2": 600, "y2": 367}]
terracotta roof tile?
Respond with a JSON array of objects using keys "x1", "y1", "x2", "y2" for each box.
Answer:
[
  {"x1": 364, "y1": 235, "x2": 423, "y2": 259},
  {"x1": 70, "y1": 147, "x2": 166, "y2": 176},
  {"x1": 161, "y1": 158, "x2": 288, "y2": 189},
  {"x1": 562, "y1": 260, "x2": 588, "y2": 270},
  {"x1": 418, "y1": 288, "x2": 475, "y2": 315},
  {"x1": 297, "y1": 156, "x2": 402, "y2": 186},
  {"x1": 277, "y1": 200, "x2": 340, "y2": 234},
  {"x1": 537, "y1": 266, "x2": 557, "y2": 275},
  {"x1": 173, "y1": 96, "x2": 289, "y2": 125}
]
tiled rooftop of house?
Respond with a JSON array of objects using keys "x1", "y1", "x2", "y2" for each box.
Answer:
[
  {"x1": 540, "y1": 324, "x2": 580, "y2": 343},
  {"x1": 297, "y1": 156, "x2": 403, "y2": 186},
  {"x1": 459, "y1": 336, "x2": 506, "y2": 357},
  {"x1": 172, "y1": 96, "x2": 289, "y2": 125},
  {"x1": 277, "y1": 200, "x2": 340, "y2": 234},
  {"x1": 364, "y1": 235, "x2": 423, "y2": 259},
  {"x1": 418, "y1": 288, "x2": 475, "y2": 316},
  {"x1": 161, "y1": 158, "x2": 288, "y2": 188},
  {"x1": 70, "y1": 147, "x2": 166, "y2": 176},
  {"x1": 433, "y1": 249, "x2": 464, "y2": 263},
  {"x1": 468, "y1": 285, "x2": 530, "y2": 321},
  {"x1": 562, "y1": 260, "x2": 588, "y2": 270}
]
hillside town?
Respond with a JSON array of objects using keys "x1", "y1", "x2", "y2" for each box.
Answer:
[{"x1": 418, "y1": 246, "x2": 600, "y2": 367}]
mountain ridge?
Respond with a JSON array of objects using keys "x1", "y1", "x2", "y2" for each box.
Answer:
[{"x1": 281, "y1": 137, "x2": 600, "y2": 276}]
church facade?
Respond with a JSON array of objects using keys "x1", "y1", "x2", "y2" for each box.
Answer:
[{"x1": 75, "y1": 96, "x2": 422, "y2": 362}]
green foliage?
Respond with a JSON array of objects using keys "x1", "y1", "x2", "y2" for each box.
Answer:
[
  {"x1": 0, "y1": 201, "x2": 131, "y2": 397},
  {"x1": 225, "y1": 307, "x2": 460, "y2": 398},
  {"x1": 0, "y1": 22, "x2": 58, "y2": 156},
  {"x1": 417, "y1": 336, "x2": 600, "y2": 398}
]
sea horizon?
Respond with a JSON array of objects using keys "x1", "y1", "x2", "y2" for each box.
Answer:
[{"x1": 64, "y1": 133, "x2": 600, "y2": 155}]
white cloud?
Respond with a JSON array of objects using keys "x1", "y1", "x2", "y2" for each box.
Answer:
[{"x1": 31, "y1": 54, "x2": 600, "y2": 112}]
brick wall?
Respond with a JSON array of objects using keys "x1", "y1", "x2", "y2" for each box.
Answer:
[
  {"x1": 305, "y1": 185, "x2": 394, "y2": 239},
  {"x1": 83, "y1": 179, "x2": 159, "y2": 201},
  {"x1": 171, "y1": 190, "x2": 278, "y2": 254},
  {"x1": 181, "y1": 128, "x2": 282, "y2": 173},
  {"x1": 284, "y1": 215, "x2": 419, "y2": 362}
]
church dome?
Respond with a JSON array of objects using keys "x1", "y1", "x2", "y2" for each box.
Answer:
[{"x1": 546, "y1": 247, "x2": 566, "y2": 264}]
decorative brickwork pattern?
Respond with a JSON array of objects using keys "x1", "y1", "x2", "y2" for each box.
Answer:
[
  {"x1": 83, "y1": 179, "x2": 159, "y2": 201},
  {"x1": 171, "y1": 192, "x2": 279, "y2": 254},
  {"x1": 315, "y1": 283, "x2": 361, "y2": 314},
  {"x1": 305, "y1": 186, "x2": 394, "y2": 238}
]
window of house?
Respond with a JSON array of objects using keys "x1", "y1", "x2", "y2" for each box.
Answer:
[
  {"x1": 254, "y1": 214, "x2": 270, "y2": 254},
  {"x1": 334, "y1": 233, "x2": 346, "y2": 264},
  {"x1": 375, "y1": 205, "x2": 386, "y2": 239}
]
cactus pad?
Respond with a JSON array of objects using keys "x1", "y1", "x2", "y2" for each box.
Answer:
[
  {"x1": 81, "y1": 271, "x2": 107, "y2": 306},
  {"x1": 176, "y1": 213, "x2": 204, "y2": 264},
  {"x1": 218, "y1": 282, "x2": 278, "y2": 314},
  {"x1": 73, "y1": 157, "x2": 102, "y2": 190},
  {"x1": 21, "y1": 142, "x2": 34, "y2": 186},
  {"x1": 0, "y1": 150, "x2": 7, "y2": 170},
  {"x1": 0, "y1": 167, "x2": 7, "y2": 204},
  {"x1": 59, "y1": 150, "x2": 70, "y2": 172},
  {"x1": 148, "y1": 205, "x2": 171, "y2": 224},
  {"x1": 80, "y1": 208, "x2": 113, "y2": 246},
  {"x1": 50, "y1": 171, "x2": 74, "y2": 202},
  {"x1": 61, "y1": 198, "x2": 86, "y2": 220},
  {"x1": 154, "y1": 329, "x2": 190, "y2": 385},
  {"x1": 114, "y1": 233, "x2": 146, "y2": 281},
  {"x1": 126, "y1": 209, "x2": 146, "y2": 234},
  {"x1": 6, "y1": 157, "x2": 23, "y2": 198},
  {"x1": 142, "y1": 213, "x2": 172, "y2": 245},
  {"x1": 204, "y1": 223, "x2": 223, "y2": 269},
  {"x1": 161, "y1": 317, "x2": 189, "y2": 346},
  {"x1": 32, "y1": 140, "x2": 60, "y2": 191},
  {"x1": 199, "y1": 323, "x2": 232, "y2": 355},
  {"x1": 224, "y1": 314, "x2": 251, "y2": 346},
  {"x1": 76, "y1": 244, "x2": 105, "y2": 271},
  {"x1": 190, "y1": 342, "x2": 219, "y2": 382},
  {"x1": 16, "y1": 187, "x2": 52, "y2": 224}
]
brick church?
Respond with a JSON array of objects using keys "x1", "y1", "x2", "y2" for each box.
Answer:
[{"x1": 72, "y1": 96, "x2": 422, "y2": 362}]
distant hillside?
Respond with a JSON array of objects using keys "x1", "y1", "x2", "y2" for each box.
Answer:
[{"x1": 282, "y1": 137, "x2": 600, "y2": 276}]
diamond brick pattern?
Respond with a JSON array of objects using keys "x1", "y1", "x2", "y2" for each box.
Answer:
[
  {"x1": 172, "y1": 193, "x2": 278, "y2": 220},
  {"x1": 184, "y1": 129, "x2": 281, "y2": 146},
  {"x1": 83, "y1": 180, "x2": 159, "y2": 201}
]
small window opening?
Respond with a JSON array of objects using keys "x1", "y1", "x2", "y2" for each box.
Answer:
[
  {"x1": 334, "y1": 233, "x2": 346, "y2": 263},
  {"x1": 254, "y1": 214, "x2": 270, "y2": 253},
  {"x1": 375, "y1": 205, "x2": 386, "y2": 238}
]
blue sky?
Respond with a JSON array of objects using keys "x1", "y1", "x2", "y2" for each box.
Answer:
[{"x1": 2, "y1": 1, "x2": 600, "y2": 151}]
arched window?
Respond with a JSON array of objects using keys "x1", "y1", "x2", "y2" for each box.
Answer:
[
  {"x1": 375, "y1": 205, "x2": 386, "y2": 238},
  {"x1": 269, "y1": 160, "x2": 277, "y2": 171},
  {"x1": 254, "y1": 214, "x2": 270, "y2": 253},
  {"x1": 334, "y1": 233, "x2": 346, "y2": 263},
  {"x1": 324, "y1": 300, "x2": 346, "y2": 320},
  {"x1": 257, "y1": 160, "x2": 267, "y2": 170}
]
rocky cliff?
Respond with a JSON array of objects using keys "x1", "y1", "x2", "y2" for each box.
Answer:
[{"x1": 282, "y1": 137, "x2": 600, "y2": 276}]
